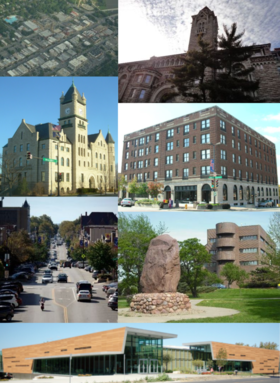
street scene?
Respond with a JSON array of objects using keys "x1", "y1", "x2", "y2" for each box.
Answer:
[
  {"x1": 0, "y1": 0, "x2": 118, "y2": 76},
  {"x1": 0, "y1": 197, "x2": 118, "y2": 323}
]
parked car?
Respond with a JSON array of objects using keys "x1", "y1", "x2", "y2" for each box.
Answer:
[
  {"x1": 106, "y1": 287, "x2": 117, "y2": 298},
  {"x1": 0, "y1": 283, "x2": 21, "y2": 295},
  {"x1": 10, "y1": 272, "x2": 32, "y2": 280},
  {"x1": 84, "y1": 265, "x2": 91, "y2": 271},
  {"x1": 76, "y1": 280, "x2": 93, "y2": 294},
  {"x1": 63, "y1": 261, "x2": 71, "y2": 268},
  {"x1": 0, "y1": 305, "x2": 14, "y2": 322},
  {"x1": 259, "y1": 199, "x2": 274, "y2": 207},
  {"x1": 92, "y1": 270, "x2": 101, "y2": 279},
  {"x1": 108, "y1": 296, "x2": 118, "y2": 310},
  {"x1": 77, "y1": 290, "x2": 92, "y2": 302},
  {"x1": 103, "y1": 282, "x2": 118, "y2": 293},
  {"x1": 121, "y1": 198, "x2": 135, "y2": 207},
  {"x1": 0, "y1": 294, "x2": 19, "y2": 307},
  {"x1": 42, "y1": 274, "x2": 53, "y2": 284},
  {"x1": 0, "y1": 289, "x2": 18, "y2": 299},
  {"x1": 57, "y1": 274, "x2": 68, "y2": 283},
  {"x1": 211, "y1": 283, "x2": 226, "y2": 289}
]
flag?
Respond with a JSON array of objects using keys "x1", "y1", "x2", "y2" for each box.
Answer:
[
  {"x1": 210, "y1": 159, "x2": 214, "y2": 172},
  {"x1": 52, "y1": 124, "x2": 61, "y2": 132},
  {"x1": 53, "y1": 132, "x2": 61, "y2": 138}
]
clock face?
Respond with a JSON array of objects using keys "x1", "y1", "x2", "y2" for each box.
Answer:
[
  {"x1": 79, "y1": 108, "x2": 83, "y2": 115},
  {"x1": 65, "y1": 108, "x2": 70, "y2": 115}
]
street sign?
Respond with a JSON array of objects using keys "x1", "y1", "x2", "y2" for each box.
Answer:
[
  {"x1": 209, "y1": 176, "x2": 223, "y2": 179},
  {"x1": 214, "y1": 192, "x2": 217, "y2": 196},
  {"x1": 43, "y1": 158, "x2": 57, "y2": 163},
  {"x1": 81, "y1": 254, "x2": 86, "y2": 259}
]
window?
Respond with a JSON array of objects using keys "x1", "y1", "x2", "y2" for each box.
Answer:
[
  {"x1": 238, "y1": 156, "x2": 242, "y2": 164},
  {"x1": 138, "y1": 161, "x2": 143, "y2": 168},
  {"x1": 19, "y1": 157, "x2": 22, "y2": 166},
  {"x1": 145, "y1": 147, "x2": 149, "y2": 155},
  {"x1": 27, "y1": 143, "x2": 30, "y2": 150},
  {"x1": 139, "y1": 148, "x2": 144, "y2": 156},
  {"x1": 154, "y1": 171, "x2": 158, "y2": 180},
  {"x1": 176, "y1": 154, "x2": 179, "y2": 161},
  {"x1": 136, "y1": 74, "x2": 142, "y2": 82},
  {"x1": 165, "y1": 170, "x2": 172, "y2": 179},
  {"x1": 221, "y1": 166, "x2": 227, "y2": 176},
  {"x1": 193, "y1": 122, "x2": 197, "y2": 130},
  {"x1": 249, "y1": 147, "x2": 252, "y2": 155},
  {"x1": 193, "y1": 136, "x2": 196, "y2": 144},
  {"x1": 146, "y1": 135, "x2": 150, "y2": 144},
  {"x1": 183, "y1": 153, "x2": 189, "y2": 162},
  {"x1": 167, "y1": 129, "x2": 174, "y2": 138},
  {"x1": 139, "y1": 90, "x2": 146, "y2": 99},
  {"x1": 139, "y1": 137, "x2": 145, "y2": 145},
  {"x1": 166, "y1": 142, "x2": 173, "y2": 151},
  {"x1": 124, "y1": 163, "x2": 128, "y2": 170},
  {"x1": 126, "y1": 142, "x2": 130, "y2": 149},
  {"x1": 221, "y1": 150, "x2": 226, "y2": 160},
  {"x1": 220, "y1": 120, "x2": 226, "y2": 131},
  {"x1": 183, "y1": 168, "x2": 189, "y2": 178},
  {"x1": 184, "y1": 125, "x2": 189, "y2": 134},
  {"x1": 231, "y1": 126, "x2": 235, "y2": 135},
  {"x1": 133, "y1": 162, "x2": 136, "y2": 169},
  {"x1": 61, "y1": 146, "x2": 64, "y2": 151},
  {"x1": 240, "y1": 261, "x2": 258, "y2": 265},
  {"x1": 223, "y1": 184, "x2": 228, "y2": 200},
  {"x1": 201, "y1": 149, "x2": 210, "y2": 160},
  {"x1": 249, "y1": 136, "x2": 252, "y2": 144},
  {"x1": 232, "y1": 154, "x2": 236, "y2": 163},
  {"x1": 154, "y1": 145, "x2": 159, "y2": 153},
  {"x1": 233, "y1": 185, "x2": 237, "y2": 200},
  {"x1": 20, "y1": 144, "x2": 23, "y2": 152},
  {"x1": 193, "y1": 167, "x2": 196, "y2": 175},
  {"x1": 154, "y1": 158, "x2": 158, "y2": 166},
  {"x1": 41, "y1": 172, "x2": 45, "y2": 182},
  {"x1": 250, "y1": 160, "x2": 253, "y2": 167},
  {"x1": 155, "y1": 133, "x2": 159, "y2": 141},
  {"x1": 237, "y1": 129, "x2": 240, "y2": 138},
  {"x1": 145, "y1": 159, "x2": 149, "y2": 167},
  {"x1": 66, "y1": 159, "x2": 70, "y2": 167},
  {"x1": 193, "y1": 151, "x2": 196, "y2": 159},
  {"x1": 245, "y1": 158, "x2": 248, "y2": 166},
  {"x1": 239, "y1": 185, "x2": 243, "y2": 199},
  {"x1": 233, "y1": 169, "x2": 236, "y2": 178},
  {"x1": 246, "y1": 171, "x2": 249, "y2": 180},
  {"x1": 201, "y1": 166, "x2": 210, "y2": 175},
  {"x1": 176, "y1": 140, "x2": 180, "y2": 147},
  {"x1": 240, "y1": 248, "x2": 258, "y2": 253},
  {"x1": 201, "y1": 133, "x2": 210, "y2": 144},
  {"x1": 239, "y1": 170, "x2": 242, "y2": 179},
  {"x1": 125, "y1": 152, "x2": 129, "y2": 159},
  {"x1": 201, "y1": 119, "x2": 210, "y2": 130},
  {"x1": 66, "y1": 173, "x2": 70, "y2": 182},
  {"x1": 220, "y1": 134, "x2": 226, "y2": 144},
  {"x1": 244, "y1": 133, "x2": 247, "y2": 142},
  {"x1": 232, "y1": 139, "x2": 235, "y2": 148},
  {"x1": 238, "y1": 142, "x2": 241, "y2": 150},
  {"x1": 177, "y1": 127, "x2": 180, "y2": 134},
  {"x1": 245, "y1": 145, "x2": 248, "y2": 153},
  {"x1": 166, "y1": 156, "x2": 173, "y2": 165},
  {"x1": 183, "y1": 138, "x2": 189, "y2": 147},
  {"x1": 145, "y1": 75, "x2": 151, "y2": 83}
]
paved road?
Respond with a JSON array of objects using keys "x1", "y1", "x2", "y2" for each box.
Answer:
[
  {"x1": 179, "y1": 378, "x2": 279, "y2": 383},
  {"x1": 13, "y1": 243, "x2": 117, "y2": 323},
  {"x1": 118, "y1": 205, "x2": 280, "y2": 213}
]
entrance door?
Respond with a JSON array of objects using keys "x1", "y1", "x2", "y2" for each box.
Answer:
[
  {"x1": 150, "y1": 360, "x2": 158, "y2": 373},
  {"x1": 139, "y1": 359, "x2": 148, "y2": 373}
]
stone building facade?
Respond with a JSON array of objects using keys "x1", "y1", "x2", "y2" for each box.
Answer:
[
  {"x1": 119, "y1": 7, "x2": 280, "y2": 103},
  {"x1": 2, "y1": 82, "x2": 116, "y2": 195},
  {"x1": 121, "y1": 106, "x2": 279, "y2": 206},
  {"x1": 205, "y1": 222, "x2": 275, "y2": 287}
]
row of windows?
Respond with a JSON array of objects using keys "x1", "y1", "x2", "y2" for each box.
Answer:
[
  {"x1": 240, "y1": 248, "x2": 258, "y2": 253},
  {"x1": 239, "y1": 235, "x2": 258, "y2": 241},
  {"x1": 205, "y1": 260, "x2": 259, "y2": 266},
  {"x1": 78, "y1": 135, "x2": 86, "y2": 143}
]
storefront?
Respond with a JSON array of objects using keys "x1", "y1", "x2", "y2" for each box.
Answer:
[{"x1": 174, "y1": 186, "x2": 197, "y2": 202}]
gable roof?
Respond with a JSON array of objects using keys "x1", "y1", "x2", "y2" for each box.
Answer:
[
  {"x1": 105, "y1": 131, "x2": 115, "y2": 144},
  {"x1": 81, "y1": 212, "x2": 118, "y2": 228},
  {"x1": 62, "y1": 83, "x2": 84, "y2": 105}
]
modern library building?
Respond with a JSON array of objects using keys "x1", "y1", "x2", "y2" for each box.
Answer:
[{"x1": 1, "y1": 327, "x2": 279, "y2": 377}]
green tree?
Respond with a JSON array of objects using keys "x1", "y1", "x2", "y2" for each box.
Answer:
[
  {"x1": 179, "y1": 238, "x2": 212, "y2": 298},
  {"x1": 118, "y1": 174, "x2": 128, "y2": 197},
  {"x1": 209, "y1": 23, "x2": 259, "y2": 102},
  {"x1": 259, "y1": 342, "x2": 278, "y2": 350},
  {"x1": 86, "y1": 241, "x2": 117, "y2": 271},
  {"x1": 7, "y1": 230, "x2": 34, "y2": 264},
  {"x1": 136, "y1": 182, "x2": 149, "y2": 197},
  {"x1": 207, "y1": 359, "x2": 214, "y2": 370},
  {"x1": 192, "y1": 360, "x2": 204, "y2": 370},
  {"x1": 162, "y1": 353, "x2": 174, "y2": 371},
  {"x1": 59, "y1": 221, "x2": 77, "y2": 240},
  {"x1": 235, "y1": 269, "x2": 249, "y2": 288},
  {"x1": 127, "y1": 176, "x2": 139, "y2": 198},
  {"x1": 249, "y1": 267, "x2": 278, "y2": 288},
  {"x1": 170, "y1": 34, "x2": 217, "y2": 102},
  {"x1": 118, "y1": 213, "x2": 167, "y2": 292},
  {"x1": 220, "y1": 263, "x2": 248, "y2": 288},
  {"x1": 235, "y1": 343, "x2": 249, "y2": 346},
  {"x1": 147, "y1": 181, "x2": 164, "y2": 199},
  {"x1": 216, "y1": 348, "x2": 228, "y2": 372}
]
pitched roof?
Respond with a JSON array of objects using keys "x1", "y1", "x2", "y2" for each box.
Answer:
[
  {"x1": 81, "y1": 212, "x2": 118, "y2": 228},
  {"x1": 62, "y1": 82, "x2": 84, "y2": 105},
  {"x1": 105, "y1": 131, "x2": 115, "y2": 144},
  {"x1": 35, "y1": 123, "x2": 71, "y2": 143},
  {"x1": 88, "y1": 133, "x2": 99, "y2": 144}
]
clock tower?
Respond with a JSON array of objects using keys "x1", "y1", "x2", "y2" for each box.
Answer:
[
  {"x1": 188, "y1": 7, "x2": 218, "y2": 51},
  {"x1": 59, "y1": 81, "x2": 88, "y2": 189}
]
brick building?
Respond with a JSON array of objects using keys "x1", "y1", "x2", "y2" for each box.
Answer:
[
  {"x1": 119, "y1": 7, "x2": 280, "y2": 103},
  {"x1": 205, "y1": 222, "x2": 275, "y2": 286},
  {"x1": 121, "y1": 106, "x2": 279, "y2": 206},
  {"x1": 81, "y1": 211, "x2": 118, "y2": 244}
]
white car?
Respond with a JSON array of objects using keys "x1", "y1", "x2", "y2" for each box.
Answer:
[
  {"x1": 121, "y1": 198, "x2": 135, "y2": 207},
  {"x1": 77, "y1": 290, "x2": 92, "y2": 302},
  {"x1": 42, "y1": 274, "x2": 53, "y2": 284},
  {"x1": 0, "y1": 294, "x2": 19, "y2": 307}
]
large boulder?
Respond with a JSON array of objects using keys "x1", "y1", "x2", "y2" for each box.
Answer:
[{"x1": 140, "y1": 234, "x2": 180, "y2": 293}]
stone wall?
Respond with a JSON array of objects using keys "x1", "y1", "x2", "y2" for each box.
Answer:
[{"x1": 130, "y1": 292, "x2": 191, "y2": 314}]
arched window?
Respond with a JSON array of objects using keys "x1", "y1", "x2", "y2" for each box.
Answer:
[
  {"x1": 239, "y1": 185, "x2": 243, "y2": 200},
  {"x1": 61, "y1": 157, "x2": 64, "y2": 166},
  {"x1": 95, "y1": 152, "x2": 98, "y2": 158},
  {"x1": 261, "y1": 187, "x2": 264, "y2": 197},
  {"x1": 19, "y1": 157, "x2": 22, "y2": 167},
  {"x1": 269, "y1": 189, "x2": 271, "y2": 196},
  {"x1": 66, "y1": 158, "x2": 70, "y2": 167},
  {"x1": 233, "y1": 185, "x2": 237, "y2": 200},
  {"x1": 266, "y1": 188, "x2": 268, "y2": 197},
  {"x1": 246, "y1": 186, "x2": 250, "y2": 201},
  {"x1": 78, "y1": 134, "x2": 80, "y2": 142},
  {"x1": 223, "y1": 184, "x2": 228, "y2": 201},
  {"x1": 100, "y1": 154, "x2": 102, "y2": 159},
  {"x1": 257, "y1": 187, "x2": 260, "y2": 196}
]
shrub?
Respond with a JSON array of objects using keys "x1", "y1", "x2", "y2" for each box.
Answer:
[
  {"x1": 198, "y1": 203, "x2": 206, "y2": 207},
  {"x1": 98, "y1": 274, "x2": 112, "y2": 280},
  {"x1": 222, "y1": 203, "x2": 231, "y2": 209},
  {"x1": 207, "y1": 204, "x2": 213, "y2": 209},
  {"x1": 146, "y1": 373, "x2": 172, "y2": 382},
  {"x1": 126, "y1": 295, "x2": 134, "y2": 305}
]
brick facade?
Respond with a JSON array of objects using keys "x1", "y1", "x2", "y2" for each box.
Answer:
[
  {"x1": 121, "y1": 106, "x2": 279, "y2": 206},
  {"x1": 119, "y1": 7, "x2": 280, "y2": 103}
]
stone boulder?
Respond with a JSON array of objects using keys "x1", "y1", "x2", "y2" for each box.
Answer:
[{"x1": 140, "y1": 234, "x2": 180, "y2": 293}]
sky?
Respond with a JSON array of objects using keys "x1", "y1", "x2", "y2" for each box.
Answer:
[
  {"x1": 118, "y1": 103, "x2": 280, "y2": 182},
  {"x1": 118, "y1": 211, "x2": 276, "y2": 244},
  {"x1": 1, "y1": 323, "x2": 279, "y2": 350},
  {"x1": 0, "y1": 76, "x2": 118, "y2": 162},
  {"x1": 3, "y1": 197, "x2": 118, "y2": 224},
  {"x1": 119, "y1": 0, "x2": 280, "y2": 63}
]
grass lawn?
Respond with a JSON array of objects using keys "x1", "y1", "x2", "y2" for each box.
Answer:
[{"x1": 119, "y1": 290, "x2": 280, "y2": 323}]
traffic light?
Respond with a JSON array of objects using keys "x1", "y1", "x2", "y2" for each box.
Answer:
[
  {"x1": 216, "y1": 179, "x2": 219, "y2": 187},
  {"x1": 58, "y1": 173, "x2": 62, "y2": 182},
  {"x1": 211, "y1": 179, "x2": 214, "y2": 188},
  {"x1": 27, "y1": 151, "x2": 31, "y2": 159}
]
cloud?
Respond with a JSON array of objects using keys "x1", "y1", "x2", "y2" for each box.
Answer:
[
  {"x1": 262, "y1": 127, "x2": 280, "y2": 134},
  {"x1": 264, "y1": 135, "x2": 278, "y2": 143},
  {"x1": 263, "y1": 113, "x2": 280, "y2": 121}
]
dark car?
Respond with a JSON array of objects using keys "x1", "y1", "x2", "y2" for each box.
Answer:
[
  {"x1": 57, "y1": 274, "x2": 68, "y2": 283},
  {"x1": 0, "y1": 280, "x2": 23, "y2": 292},
  {"x1": 10, "y1": 272, "x2": 32, "y2": 280},
  {"x1": 49, "y1": 264, "x2": 58, "y2": 270},
  {"x1": 63, "y1": 261, "x2": 71, "y2": 268},
  {"x1": 0, "y1": 305, "x2": 14, "y2": 321},
  {"x1": 108, "y1": 297, "x2": 118, "y2": 310},
  {"x1": 0, "y1": 283, "x2": 21, "y2": 295},
  {"x1": 76, "y1": 280, "x2": 93, "y2": 294}
]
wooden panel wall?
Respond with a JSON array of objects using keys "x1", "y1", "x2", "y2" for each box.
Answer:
[
  {"x1": 2, "y1": 327, "x2": 126, "y2": 374},
  {"x1": 212, "y1": 341, "x2": 280, "y2": 374}
]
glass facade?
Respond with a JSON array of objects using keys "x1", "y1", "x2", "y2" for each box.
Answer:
[
  {"x1": 213, "y1": 360, "x2": 252, "y2": 372},
  {"x1": 0, "y1": 351, "x2": 3, "y2": 372}
]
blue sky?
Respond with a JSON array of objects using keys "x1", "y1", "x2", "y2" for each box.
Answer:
[
  {"x1": 1, "y1": 323, "x2": 279, "y2": 350},
  {"x1": 118, "y1": 103, "x2": 280, "y2": 181},
  {"x1": 0, "y1": 77, "x2": 118, "y2": 162},
  {"x1": 119, "y1": 0, "x2": 280, "y2": 63},
  {"x1": 3, "y1": 197, "x2": 117, "y2": 224},
  {"x1": 119, "y1": 211, "x2": 276, "y2": 244}
]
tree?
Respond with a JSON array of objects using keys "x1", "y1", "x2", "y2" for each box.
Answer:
[
  {"x1": 259, "y1": 342, "x2": 278, "y2": 350},
  {"x1": 179, "y1": 238, "x2": 212, "y2": 298},
  {"x1": 118, "y1": 213, "x2": 167, "y2": 292},
  {"x1": 86, "y1": 241, "x2": 117, "y2": 271},
  {"x1": 235, "y1": 269, "x2": 249, "y2": 288},
  {"x1": 127, "y1": 176, "x2": 139, "y2": 198},
  {"x1": 220, "y1": 263, "x2": 248, "y2": 288},
  {"x1": 209, "y1": 23, "x2": 259, "y2": 102},
  {"x1": 59, "y1": 221, "x2": 77, "y2": 240},
  {"x1": 162, "y1": 353, "x2": 174, "y2": 371},
  {"x1": 249, "y1": 267, "x2": 278, "y2": 288},
  {"x1": 192, "y1": 360, "x2": 204, "y2": 370},
  {"x1": 136, "y1": 182, "x2": 149, "y2": 198},
  {"x1": 216, "y1": 348, "x2": 228, "y2": 372},
  {"x1": 147, "y1": 181, "x2": 164, "y2": 199},
  {"x1": 0, "y1": 153, "x2": 29, "y2": 196},
  {"x1": 170, "y1": 34, "x2": 217, "y2": 102},
  {"x1": 7, "y1": 230, "x2": 34, "y2": 264},
  {"x1": 207, "y1": 359, "x2": 214, "y2": 370},
  {"x1": 118, "y1": 174, "x2": 127, "y2": 197}
]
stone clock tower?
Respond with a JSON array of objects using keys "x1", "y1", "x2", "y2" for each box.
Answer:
[
  {"x1": 59, "y1": 81, "x2": 88, "y2": 190},
  {"x1": 188, "y1": 7, "x2": 218, "y2": 51}
]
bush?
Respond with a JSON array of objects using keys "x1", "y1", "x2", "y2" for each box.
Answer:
[
  {"x1": 146, "y1": 373, "x2": 172, "y2": 382},
  {"x1": 98, "y1": 274, "x2": 112, "y2": 280},
  {"x1": 126, "y1": 295, "x2": 134, "y2": 305},
  {"x1": 135, "y1": 199, "x2": 161, "y2": 205},
  {"x1": 222, "y1": 203, "x2": 231, "y2": 209},
  {"x1": 198, "y1": 203, "x2": 206, "y2": 207},
  {"x1": 206, "y1": 204, "x2": 213, "y2": 209},
  {"x1": 243, "y1": 282, "x2": 277, "y2": 288}
]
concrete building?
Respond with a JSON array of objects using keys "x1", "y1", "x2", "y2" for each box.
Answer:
[
  {"x1": 119, "y1": 6, "x2": 280, "y2": 103},
  {"x1": 205, "y1": 222, "x2": 275, "y2": 286},
  {"x1": 2, "y1": 82, "x2": 116, "y2": 195},
  {"x1": 1, "y1": 328, "x2": 279, "y2": 378},
  {"x1": 121, "y1": 106, "x2": 279, "y2": 206}
]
